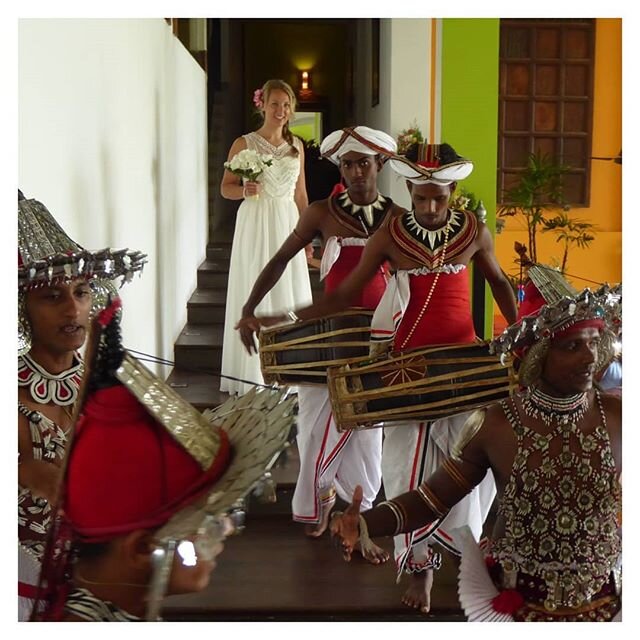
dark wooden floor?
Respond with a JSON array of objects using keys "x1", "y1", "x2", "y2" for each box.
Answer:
[{"x1": 161, "y1": 443, "x2": 466, "y2": 622}]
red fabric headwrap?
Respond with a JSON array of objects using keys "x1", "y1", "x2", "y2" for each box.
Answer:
[
  {"x1": 552, "y1": 318, "x2": 605, "y2": 340},
  {"x1": 65, "y1": 385, "x2": 231, "y2": 541}
]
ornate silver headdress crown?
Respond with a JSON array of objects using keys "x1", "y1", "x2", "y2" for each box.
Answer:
[
  {"x1": 18, "y1": 197, "x2": 147, "y2": 291},
  {"x1": 18, "y1": 195, "x2": 147, "y2": 355},
  {"x1": 490, "y1": 283, "x2": 622, "y2": 358}
]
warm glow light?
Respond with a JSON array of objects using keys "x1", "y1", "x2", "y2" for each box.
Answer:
[{"x1": 301, "y1": 70, "x2": 309, "y2": 91}]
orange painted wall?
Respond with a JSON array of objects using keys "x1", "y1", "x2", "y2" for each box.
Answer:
[{"x1": 495, "y1": 18, "x2": 622, "y2": 297}]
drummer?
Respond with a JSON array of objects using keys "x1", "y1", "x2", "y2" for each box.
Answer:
[
  {"x1": 245, "y1": 141, "x2": 517, "y2": 612},
  {"x1": 236, "y1": 126, "x2": 402, "y2": 560}
]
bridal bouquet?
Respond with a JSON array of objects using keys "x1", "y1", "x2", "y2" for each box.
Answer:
[{"x1": 224, "y1": 149, "x2": 273, "y2": 199}]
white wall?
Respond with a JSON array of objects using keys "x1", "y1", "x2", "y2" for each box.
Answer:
[
  {"x1": 356, "y1": 18, "x2": 432, "y2": 210},
  {"x1": 19, "y1": 19, "x2": 208, "y2": 376}
]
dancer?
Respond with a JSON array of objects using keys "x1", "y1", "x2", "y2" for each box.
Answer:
[
  {"x1": 32, "y1": 301, "x2": 295, "y2": 621},
  {"x1": 237, "y1": 127, "x2": 400, "y2": 558},
  {"x1": 18, "y1": 191, "x2": 146, "y2": 620},
  {"x1": 331, "y1": 283, "x2": 622, "y2": 622}
]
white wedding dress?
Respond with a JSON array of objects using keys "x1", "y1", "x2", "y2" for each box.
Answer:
[{"x1": 220, "y1": 132, "x2": 313, "y2": 395}]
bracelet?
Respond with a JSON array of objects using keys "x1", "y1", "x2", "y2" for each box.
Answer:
[
  {"x1": 416, "y1": 483, "x2": 448, "y2": 518},
  {"x1": 379, "y1": 500, "x2": 405, "y2": 535},
  {"x1": 287, "y1": 310, "x2": 300, "y2": 323}
]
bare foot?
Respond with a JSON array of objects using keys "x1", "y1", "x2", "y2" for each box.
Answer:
[
  {"x1": 304, "y1": 498, "x2": 335, "y2": 538},
  {"x1": 356, "y1": 540, "x2": 390, "y2": 565},
  {"x1": 401, "y1": 569, "x2": 434, "y2": 614}
]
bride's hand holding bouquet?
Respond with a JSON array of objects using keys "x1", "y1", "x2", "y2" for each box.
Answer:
[{"x1": 224, "y1": 149, "x2": 273, "y2": 200}]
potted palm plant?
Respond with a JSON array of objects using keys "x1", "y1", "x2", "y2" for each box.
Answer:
[{"x1": 497, "y1": 152, "x2": 567, "y2": 263}]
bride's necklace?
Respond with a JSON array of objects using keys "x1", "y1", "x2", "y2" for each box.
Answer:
[
  {"x1": 521, "y1": 385, "x2": 589, "y2": 427},
  {"x1": 18, "y1": 353, "x2": 83, "y2": 406},
  {"x1": 338, "y1": 191, "x2": 386, "y2": 228}
]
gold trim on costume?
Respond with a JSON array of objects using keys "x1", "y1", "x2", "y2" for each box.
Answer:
[{"x1": 450, "y1": 408, "x2": 486, "y2": 462}]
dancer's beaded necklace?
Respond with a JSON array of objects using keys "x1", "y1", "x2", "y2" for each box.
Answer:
[{"x1": 522, "y1": 385, "x2": 590, "y2": 427}]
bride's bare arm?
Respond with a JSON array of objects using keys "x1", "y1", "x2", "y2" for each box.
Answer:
[{"x1": 221, "y1": 137, "x2": 249, "y2": 200}]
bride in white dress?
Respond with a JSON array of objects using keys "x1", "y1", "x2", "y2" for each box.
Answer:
[{"x1": 220, "y1": 79, "x2": 313, "y2": 395}]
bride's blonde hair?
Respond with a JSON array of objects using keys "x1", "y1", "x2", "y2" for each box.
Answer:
[{"x1": 258, "y1": 79, "x2": 299, "y2": 157}]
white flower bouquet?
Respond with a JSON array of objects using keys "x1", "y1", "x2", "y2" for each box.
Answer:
[{"x1": 224, "y1": 148, "x2": 273, "y2": 199}]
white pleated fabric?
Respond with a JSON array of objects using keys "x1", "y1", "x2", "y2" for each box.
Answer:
[
  {"x1": 319, "y1": 236, "x2": 367, "y2": 281},
  {"x1": 452, "y1": 525, "x2": 514, "y2": 622},
  {"x1": 220, "y1": 134, "x2": 313, "y2": 396},
  {"x1": 292, "y1": 385, "x2": 382, "y2": 523},
  {"x1": 382, "y1": 410, "x2": 496, "y2": 578}
]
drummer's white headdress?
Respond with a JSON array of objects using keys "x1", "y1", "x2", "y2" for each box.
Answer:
[
  {"x1": 389, "y1": 142, "x2": 473, "y2": 186},
  {"x1": 320, "y1": 126, "x2": 397, "y2": 165}
]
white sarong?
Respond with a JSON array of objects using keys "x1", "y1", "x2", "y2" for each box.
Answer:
[{"x1": 292, "y1": 385, "x2": 382, "y2": 523}]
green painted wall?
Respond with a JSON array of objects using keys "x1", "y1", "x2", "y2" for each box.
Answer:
[{"x1": 441, "y1": 18, "x2": 500, "y2": 338}]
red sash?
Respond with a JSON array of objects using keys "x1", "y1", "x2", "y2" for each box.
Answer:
[
  {"x1": 395, "y1": 270, "x2": 475, "y2": 350},
  {"x1": 324, "y1": 245, "x2": 386, "y2": 310}
]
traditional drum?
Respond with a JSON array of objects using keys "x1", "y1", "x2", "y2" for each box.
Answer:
[
  {"x1": 259, "y1": 309, "x2": 374, "y2": 385},
  {"x1": 327, "y1": 342, "x2": 517, "y2": 430}
]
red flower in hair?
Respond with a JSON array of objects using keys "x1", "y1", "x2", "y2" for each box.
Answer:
[
  {"x1": 492, "y1": 589, "x2": 524, "y2": 614},
  {"x1": 96, "y1": 297, "x2": 122, "y2": 327},
  {"x1": 253, "y1": 88, "x2": 264, "y2": 109}
]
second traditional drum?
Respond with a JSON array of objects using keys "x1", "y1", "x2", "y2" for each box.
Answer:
[{"x1": 328, "y1": 342, "x2": 518, "y2": 431}]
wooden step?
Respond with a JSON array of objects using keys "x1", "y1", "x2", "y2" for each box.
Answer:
[
  {"x1": 174, "y1": 323, "x2": 224, "y2": 371},
  {"x1": 206, "y1": 242, "x2": 232, "y2": 261},
  {"x1": 187, "y1": 289, "x2": 227, "y2": 324},
  {"x1": 165, "y1": 367, "x2": 229, "y2": 412},
  {"x1": 197, "y1": 260, "x2": 230, "y2": 289}
]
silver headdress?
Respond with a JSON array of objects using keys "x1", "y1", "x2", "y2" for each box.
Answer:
[
  {"x1": 490, "y1": 284, "x2": 622, "y2": 386},
  {"x1": 18, "y1": 195, "x2": 147, "y2": 355},
  {"x1": 491, "y1": 284, "x2": 621, "y2": 356}
]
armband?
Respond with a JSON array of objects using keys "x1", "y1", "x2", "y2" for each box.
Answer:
[
  {"x1": 442, "y1": 458, "x2": 474, "y2": 493},
  {"x1": 450, "y1": 408, "x2": 486, "y2": 462}
]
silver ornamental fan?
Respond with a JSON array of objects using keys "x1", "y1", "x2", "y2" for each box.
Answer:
[
  {"x1": 154, "y1": 388, "x2": 296, "y2": 542},
  {"x1": 115, "y1": 353, "x2": 296, "y2": 542}
]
